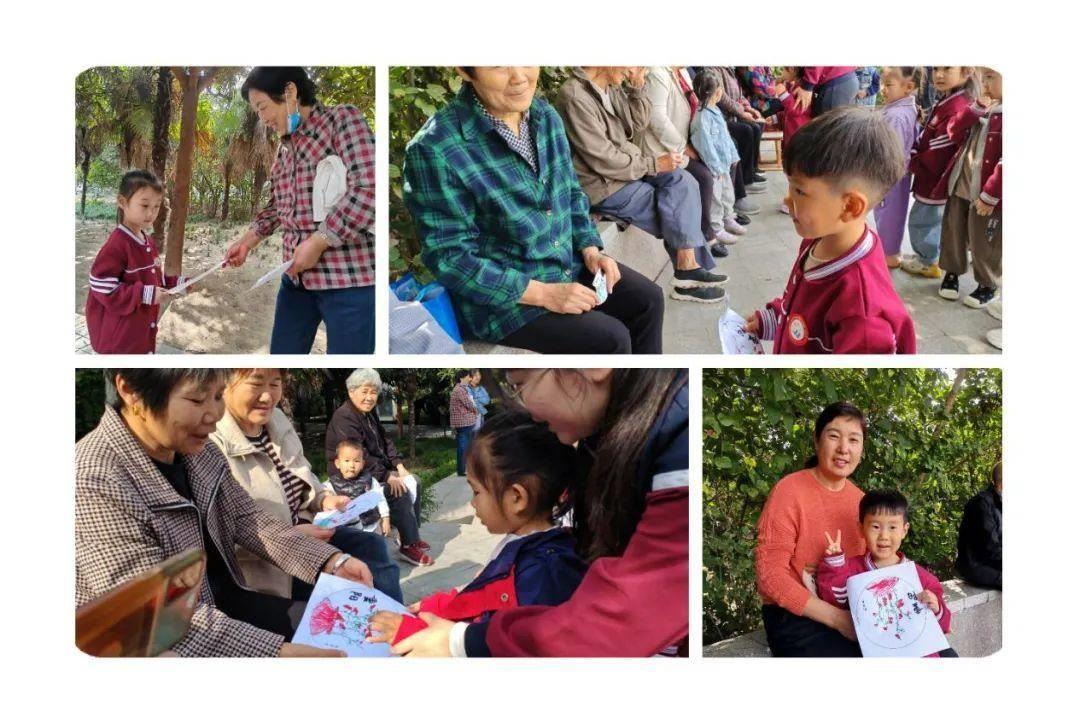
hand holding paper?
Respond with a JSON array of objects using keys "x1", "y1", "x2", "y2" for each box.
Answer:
[
  {"x1": 249, "y1": 258, "x2": 295, "y2": 291},
  {"x1": 292, "y1": 575, "x2": 413, "y2": 657},
  {"x1": 313, "y1": 489, "x2": 386, "y2": 529},
  {"x1": 720, "y1": 309, "x2": 765, "y2": 354},
  {"x1": 164, "y1": 258, "x2": 228, "y2": 295}
]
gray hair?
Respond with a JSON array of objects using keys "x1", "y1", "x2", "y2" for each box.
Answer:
[{"x1": 346, "y1": 368, "x2": 382, "y2": 392}]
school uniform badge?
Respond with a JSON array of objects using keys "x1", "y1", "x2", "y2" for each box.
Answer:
[{"x1": 787, "y1": 314, "x2": 809, "y2": 346}]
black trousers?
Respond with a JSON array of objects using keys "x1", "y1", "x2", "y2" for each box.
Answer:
[
  {"x1": 762, "y1": 604, "x2": 862, "y2": 657},
  {"x1": 727, "y1": 119, "x2": 763, "y2": 183},
  {"x1": 683, "y1": 158, "x2": 716, "y2": 240},
  {"x1": 385, "y1": 478, "x2": 422, "y2": 545},
  {"x1": 500, "y1": 262, "x2": 664, "y2": 354}
]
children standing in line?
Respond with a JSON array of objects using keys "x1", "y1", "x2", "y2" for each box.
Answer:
[
  {"x1": 772, "y1": 68, "x2": 812, "y2": 215},
  {"x1": 901, "y1": 66, "x2": 980, "y2": 279},
  {"x1": 875, "y1": 67, "x2": 923, "y2": 268},
  {"x1": 744, "y1": 107, "x2": 915, "y2": 354},
  {"x1": 690, "y1": 68, "x2": 748, "y2": 248},
  {"x1": 938, "y1": 67, "x2": 1002, "y2": 309},
  {"x1": 366, "y1": 411, "x2": 587, "y2": 651},
  {"x1": 85, "y1": 170, "x2": 187, "y2": 354},
  {"x1": 816, "y1": 490, "x2": 954, "y2": 657}
]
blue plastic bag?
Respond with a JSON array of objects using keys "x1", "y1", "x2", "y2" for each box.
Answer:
[{"x1": 390, "y1": 273, "x2": 463, "y2": 344}]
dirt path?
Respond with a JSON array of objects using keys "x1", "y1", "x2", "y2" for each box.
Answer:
[{"x1": 75, "y1": 219, "x2": 326, "y2": 354}]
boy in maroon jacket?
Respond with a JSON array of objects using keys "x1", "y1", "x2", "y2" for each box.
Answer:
[
  {"x1": 745, "y1": 107, "x2": 916, "y2": 354},
  {"x1": 817, "y1": 490, "x2": 954, "y2": 657}
]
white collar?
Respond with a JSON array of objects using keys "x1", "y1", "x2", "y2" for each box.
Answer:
[
  {"x1": 803, "y1": 227, "x2": 875, "y2": 282},
  {"x1": 116, "y1": 225, "x2": 150, "y2": 247}
]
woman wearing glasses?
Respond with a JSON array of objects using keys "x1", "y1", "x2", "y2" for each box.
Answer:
[{"x1": 388, "y1": 368, "x2": 689, "y2": 657}]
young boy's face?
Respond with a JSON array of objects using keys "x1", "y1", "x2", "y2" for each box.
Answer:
[
  {"x1": 861, "y1": 510, "x2": 910, "y2": 564},
  {"x1": 785, "y1": 173, "x2": 865, "y2": 240},
  {"x1": 335, "y1": 445, "x2": 365, "y2": 480},
  {"x1": 880, "y1": 71, "x2": 914, "y2": 104}
]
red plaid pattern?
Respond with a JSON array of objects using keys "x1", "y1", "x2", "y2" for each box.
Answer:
[
  {"x1": 251, "y1": 104, "x2": 376, "y2": 290},
  {"x1": 449, "y1": 383, "x2": 478, "y2": 429}
]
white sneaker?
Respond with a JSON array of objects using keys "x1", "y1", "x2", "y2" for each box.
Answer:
[
  {"x1": 986, "y1": 327, "x2": 1002, "y2": 349},
  {"x1": 986, "y1": 299, "x2": 1002, "y2": 321},
  {"x1": 713, "y1": 229, "x2": 739, "y2": 245},
  {"x1": 723, "y1": 216, "x2": 748, "y2": 235}
]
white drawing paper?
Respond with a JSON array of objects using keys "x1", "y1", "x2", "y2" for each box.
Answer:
[
  {"x1": 845, "y1": 560, "x2": 949, "y2": 657},
  {"x1": 164, "y1": 259, "x2": 227, "y2": 295},
  {"x1": 719, "y1": 308, "x2": 764, "y2": 354},
  {"x1": 402, "y1": 474, "x2": 418, "y2": 504},
  {"x1": 292, "y1": 575, "x2": 412, "y2": 657},
  {"x1": 249, "y1": 259, "x2": 295, "y2": 291},
  {"x1": 593, "y1": 270, "x2": 609, "y2": 304},
  {"x1": 313, "y1": 489, "x2": 386, "y2": 529}
]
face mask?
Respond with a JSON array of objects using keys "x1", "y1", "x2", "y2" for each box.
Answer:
[{"x1": 286, "y1": 95, "x2": 301, "y2": 135}]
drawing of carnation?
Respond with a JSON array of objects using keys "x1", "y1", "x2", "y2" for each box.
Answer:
[{"x1": 310, "y1": 599, "x2": 345, "y2": 635}]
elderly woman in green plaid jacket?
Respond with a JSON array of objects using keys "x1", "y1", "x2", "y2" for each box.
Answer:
[{"x1": 403, "y1": 67, "x2": 664, "y2": 354}]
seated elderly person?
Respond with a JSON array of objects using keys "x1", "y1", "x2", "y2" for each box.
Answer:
[
  {"x1": 555, "y1": 66, "x2": 727, "y2": 304},
  {"x1": 957, "y1": 461, "x2": 1003, "y2": 590},
  {"x1": 325, "y1": 368, "x2": 433, "y2": 567},
  {"x1": 403, "y1": 66, "x2": 664, "y2": 354},
  {"x1": 75, "y1": 369, "x2": 372, "y2": 657},
  {"x1": 210, "y1": 368, "x2": 402, "y2": 603}
]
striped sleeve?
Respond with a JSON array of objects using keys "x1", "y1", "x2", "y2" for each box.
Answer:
[{"x1": 88, "y1": 239, "x2": 148, "y2": 315}]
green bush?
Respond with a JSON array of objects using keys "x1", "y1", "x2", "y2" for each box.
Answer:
[{"x1": 702, "y1": 368, "x2": 1001, "y2": 645}]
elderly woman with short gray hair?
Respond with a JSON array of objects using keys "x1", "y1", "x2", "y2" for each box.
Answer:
[{"x1": 325, "y1": 369, "x2": 434, "y2": 567}]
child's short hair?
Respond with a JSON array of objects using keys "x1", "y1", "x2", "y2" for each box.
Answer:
[
  {"x1": 466, "y1": 409, "x2": 576, "y2": 521},
  {"x1": 882, "y1": 66, "x2": 925, "y2": 95},
  {"x1": 859, "y1": 489, "x2": 909, "y2": 522},
  {"x1": 335, "y1": 439, "x2": 365, "y2": 458},
  {"x1": 692, "y1": 67, "x2": 723, "y2": 107},
  {"x1": 783, "y1": 106, "x2": 906, "y2": 206},
  {"x1": 117, "y1": 170, "x2": 165, "y2": 224}
]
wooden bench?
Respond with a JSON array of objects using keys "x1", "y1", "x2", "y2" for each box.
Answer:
[{"x1": 759, "y1": 129, "x2": 784, "y2": 171}]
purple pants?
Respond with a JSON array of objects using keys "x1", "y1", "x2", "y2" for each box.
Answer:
[{"x1": 874, "y1": 173, "x2": 912, "y2": 256}]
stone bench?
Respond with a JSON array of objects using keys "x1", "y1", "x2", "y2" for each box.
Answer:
[
  {"x1": 461, "y1": 220, "x2": 671, "y2": 354},
  {"x1": 703, "y1": 579, "x2": 1002, "y2": 657}
]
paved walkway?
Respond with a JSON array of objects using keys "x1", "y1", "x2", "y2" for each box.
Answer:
[
  {"x1": 650, "y1": 169, "x2": 1000, "y2": 354},
  {"x1": 396, "y1": 474, "x2": 498, "y2": 605}
]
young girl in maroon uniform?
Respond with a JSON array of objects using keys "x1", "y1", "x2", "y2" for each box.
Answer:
[
  {"x1": 745, "y1": 107, "x2": 916, "y2": 354},
  {"x1": 937, "y1": 67, "x2": 1003, "y2": 309},
  {"x1": 901, "y1": 66, "x2": 980, "y2": 279},
  {"x1": 771, "y1": 67, "x2": 812, "y2": 215},
  {"x1": 85, "y1": 170, "x2": 186, "y2": 353},
  {"x1": 367, "y1": 410, "x2": 587, "y2": 650},
  {"x1": 816, "y1": 490, "x2": 955, "y2": 657}
]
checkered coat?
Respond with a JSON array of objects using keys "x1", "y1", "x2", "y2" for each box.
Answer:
[
  {"x1": 75, "y1": 406, "x2": 339, "y2": 657},
  {"x1": 250, "y1": 103, "x2": 376, "y2": 290}
]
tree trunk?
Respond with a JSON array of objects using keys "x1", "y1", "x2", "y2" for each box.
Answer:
[
  {"x1": 79, "y1": 127, "x2": 91, "y2": 218},
  {"x1": 251, "y1": 165, "x2": 267, "y2": 217},
  {"x1": 943, "y1": 369, "x2": 968, "y2": 416},
  {"x1": 408, "y1": 395, "x2": 417, "y2": 459},
  {"x1": 221, "y1": 161, "x2": 232, "y2": 221},
  {"x1": 164, "y1": 67, "x2": 216, "y2": 276},
  {"x1": 151, "y1": 67, "x2": 172, "y2": 241}
]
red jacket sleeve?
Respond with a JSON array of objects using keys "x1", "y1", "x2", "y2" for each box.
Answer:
[
  {"x1": 390, "y1": 590, "x2": 460, "y2": 645},
  {"x1": 481, "y1": 486, "x2": 688, "y2": 657},
  {"x1": 88, "y1": 240, "x2": 151, "y2": 314},
  {"x1": 754, "y1": 297, "x2": 784, "y2": 342},
  {"x1": 917, "y1": 565, "x2": 952, "y2": 634},
  {"x1": 816, "y1": 554, "x2": 856, "y2": 608}
]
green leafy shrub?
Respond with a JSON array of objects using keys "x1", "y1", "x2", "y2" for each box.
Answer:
[{"x1": 702, "y1": 368, "x2": 1001, "y2": 645}]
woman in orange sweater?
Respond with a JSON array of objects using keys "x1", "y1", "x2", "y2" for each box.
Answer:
[{"x1": 755, "y1": 402, "x2": 868, "y2": 656}]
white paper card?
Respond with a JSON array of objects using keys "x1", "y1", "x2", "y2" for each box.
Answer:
[
  {"x1": 719, "y1": 308, "x2": 764, "y2": 354},
  {"x1": 292, "y1": 575, "x2": 412, "y2": 657},
  {"x1": 592, "y1": 270, "x2": 608, "y2": 304},
  {"x1": 313, "y1": 489, "x2": 386, "y2": 529},
  {"x1": 846, "y1": 560, "x2": 949, "y2": 657},
  {"x1": 249, "y1": 259, "x2": 294, "y2": 291},
  {"x1": 164, "y1": 259, "x2": 227, "y2": 295},
  {"x1": 403, "y1": 474, "x2": 418, "y2": 504}
]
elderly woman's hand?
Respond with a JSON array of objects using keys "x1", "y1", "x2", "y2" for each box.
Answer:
[
  {"x1": 324, "y1": 553, "x2": 374, "y2": 587},
  {"x1": 391, "y1": 613, "x2": 454, "y2": 657},
  {"x1": 582, "y1": 247, "x2": 621, "y2": 293},
  {"x1": 289, "y1": 233, "x2": 332, "y2": 281}
]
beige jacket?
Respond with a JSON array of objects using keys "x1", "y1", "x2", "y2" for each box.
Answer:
[
  {"x1": 641, "y1": 67, "x2": 692, "y2": 160},
  {"x1": 210, "y1": 407, "x2": 334, "y2": 598},
  {"x1": 554, "y1": 67, "x2": 656, "y2": 205}
]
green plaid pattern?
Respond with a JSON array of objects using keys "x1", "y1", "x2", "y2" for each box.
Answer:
[{"x1": 404, "y1": 85, "x2": 602, "y2": 342}]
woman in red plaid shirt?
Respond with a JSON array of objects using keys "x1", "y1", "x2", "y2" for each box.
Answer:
[{"x1": 225, "y1": 67, "x2": 376, "y2": 354}]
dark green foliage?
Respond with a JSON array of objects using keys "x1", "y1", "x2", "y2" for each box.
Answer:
[{"x1": 702, "y1": 368, "x2": 1002, "y2": 644}]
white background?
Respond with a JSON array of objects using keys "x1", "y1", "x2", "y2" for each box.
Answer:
[{"x1": 1, "y1": 0, "x2": 1077, "y2": 720}]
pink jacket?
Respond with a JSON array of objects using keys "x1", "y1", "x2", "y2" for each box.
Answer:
[{"x1": 800, "y1": 67, "x2": 858, "y2": 89}]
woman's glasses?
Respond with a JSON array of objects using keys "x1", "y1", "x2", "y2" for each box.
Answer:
[{"x1": 501, "y1": 368, "x2": 551, "y2": 406}]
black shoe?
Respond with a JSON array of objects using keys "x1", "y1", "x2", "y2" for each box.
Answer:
[
  {"x1": 670, "y1": 285, "x2": 727, "y2": 304},
  {"x1": 735, "y1": 213, "x2": 752, "y2": 226},
  {"x1": 963, "y1": 285, "x2": 998, "y2": 309},
  {"x1": 709, "y1": 242, "x2": 729, "y2": 258},
  {"x1": 752, "y1": 173, "x2": 767, "y2": 183},
  {"x1": 938, "y1": 273, "x2": 960, "y2": 300},
  {"x1": 672, "y1": 267, "x2": 729, "y2": 287}
]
